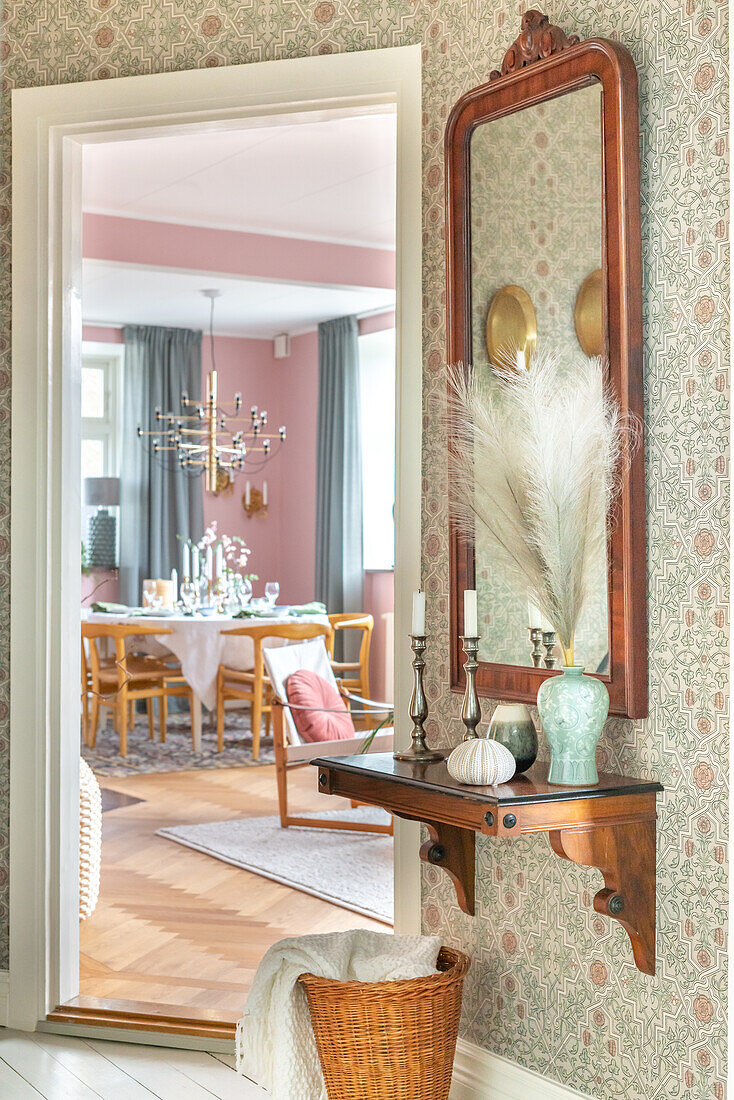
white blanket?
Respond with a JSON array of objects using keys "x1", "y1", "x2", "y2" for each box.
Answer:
[{"x1": 236, "y1": 929, "x2": 441, "y2": 1099}]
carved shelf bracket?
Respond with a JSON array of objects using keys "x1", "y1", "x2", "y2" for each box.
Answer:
[
  {"x1": 490, "y1": 9, "x2": 580, "y2": 81},
  {"x1": 418, "y1": 820, "x2": 476, "y2": 915},
  {"x1": 549, "y1": 817, "x2": 657, "y2": 975},
  {"x1": 313, "y1": 756, "x2": 661, "y2": 975}
]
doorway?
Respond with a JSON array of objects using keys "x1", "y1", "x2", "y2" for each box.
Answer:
[
  {"x1": 78, "y1": 106, "x2": 397, "y2": 1023},
  {"x1": 10, "y1": 46, "x2": 422, "y2": 1042}
]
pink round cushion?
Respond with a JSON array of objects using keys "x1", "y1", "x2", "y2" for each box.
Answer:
[{"x1": 285, "y1": 670, "x2": 356, "y2": 743}]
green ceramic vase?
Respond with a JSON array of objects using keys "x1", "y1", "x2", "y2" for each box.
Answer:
[
  {"x1": 488, "y1": 703, "x2": 538, "y2": 775},
  {"x1": 537, "y1": 666, "x2": 609, "y2": 785}
]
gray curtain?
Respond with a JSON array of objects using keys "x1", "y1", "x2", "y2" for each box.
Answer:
[
  {"x1": 120, "y1": 325, "x2": 204, "y2": 606},
  {"x1": 315, "y1": 316, "x2": 364, "y2": 634}
]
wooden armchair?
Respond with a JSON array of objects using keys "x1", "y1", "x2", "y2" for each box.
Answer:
[
  {"x1": 216, "y1": 622, "x2": 333, "y2": 758},
  {"x1": 328, "y1": 612, "x2": 374, "y2": 699},
  {"x1": 264, "y1": 636, "x2": 393, "y2": 834},
  {"x1": 81, "y1": 622, "x2": 193, "y2": 755}
]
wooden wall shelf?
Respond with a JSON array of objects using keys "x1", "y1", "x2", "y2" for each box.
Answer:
[{"x1": 312, "y1": 754, "x2": 663, "y2": 975}]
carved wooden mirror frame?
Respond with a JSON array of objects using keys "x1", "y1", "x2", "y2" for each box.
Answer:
[{"x1": 445, "y1": 11, "x2": 648, "y2": 718}]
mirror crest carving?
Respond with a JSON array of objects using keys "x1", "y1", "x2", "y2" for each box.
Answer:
[{"x1": 490, "y1": 10, "x2": 580, "y2": 80}]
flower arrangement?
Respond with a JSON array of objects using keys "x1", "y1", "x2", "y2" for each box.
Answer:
[{"x1": 178, "y1": 522, "x2": 258, "y2": 582}]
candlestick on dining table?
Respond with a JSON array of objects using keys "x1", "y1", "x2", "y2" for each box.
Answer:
[
  {"x1": 464, "y1": 589, "x2": 478, "y2": 637},
  {"x1": 206, "y1": 546, "x2": 213, "y2": 586},
  {"x1": 215, "y1": 543, "x2": 223, "y2": 580},
  {"x1": 411, "y1": 590, "x2": 426, "y2": 636},
  {"x1": 182, "y1": 542, "x2": 190, "y2": 580},
  {"x1": 191, "y1": 546, "x2": 199, "y2": 581},
  {"x1": 171, "y1": 568, "x2": 178, "y2": 604}
]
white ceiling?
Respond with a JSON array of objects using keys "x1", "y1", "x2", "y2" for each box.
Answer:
[
  {"x1": 82, "y1": 110, "x2": 397, "y2": 249},
  {"x1": 82, "y1": 261, "x2": 395, "y2": 339}
]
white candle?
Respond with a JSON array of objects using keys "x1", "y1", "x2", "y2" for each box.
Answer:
[
  {"x1": 171, "y1": 568, "x2": 178, "y2": 604},
  {"x1": 182, "y1": 542, "x2": 190, "y2": 579},
  {"x1": 192, "y1": 546, "x2": 199, "y2": 581},
  {"x1": 262, "y1": 480, "x2": 268, "y2": 506},
  {"x1": 206, "y1": 545, "x2": 213, "y2": 581},
  {"x1": 245, "y1": 481, "x2": 251, "y2": 508},
  {"x1": 527, "y1": 600, "x2": 543, "y2": 630},
  {"x1": 464, "y1": 589, "x2": 478, "y2": 636},
  {"x1": 215, "y1": 543, "x2": 223, "y2": 580},
  {"x1": 411, "y1": 590, "x2": 426, "y2": 636},
  {"x1": 516, "y1": 348, "x2": 526, "y2": 371}
]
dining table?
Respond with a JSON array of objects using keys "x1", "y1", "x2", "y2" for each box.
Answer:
[{"x1": 82, "y1": 607, "x2": 331, "y2": 751}]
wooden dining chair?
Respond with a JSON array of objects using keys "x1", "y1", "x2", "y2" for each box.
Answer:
[
  {"x1": 328, "y1": 612, "x2": 374, "y2": 706},
  {"x1": 216, "y1": 622, "x2": 333, "y2": 759},
  {"x1": 82, "y1": 622, "x2": 178, "y2": 755}
]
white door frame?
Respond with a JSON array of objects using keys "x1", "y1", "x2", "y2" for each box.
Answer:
[{"x1": 9, "y1": 45, "x2": 423, "y2": 1032}]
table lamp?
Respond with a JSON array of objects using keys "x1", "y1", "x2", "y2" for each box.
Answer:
[{"x1": 84, "y1": 477, "x2": 120, "y2": 569}]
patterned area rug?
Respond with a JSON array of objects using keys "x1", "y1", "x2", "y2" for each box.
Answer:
[
  {"x1": 158, "y1": 807, "x2": 393, "y2": 924},
  {"x1": 82, "y1": 712, "x2": 275, "y2": 777}
]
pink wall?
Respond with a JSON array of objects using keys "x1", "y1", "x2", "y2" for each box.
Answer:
[
  {"x1": 364, "y1": 569, "x2": 395, "y2": 704},
  {"x1": 201, "y1": 331, "x2": 318, "y2": 606},
  {"x1": 84, "y1": 214, "x2": 395, "y2": 291}
]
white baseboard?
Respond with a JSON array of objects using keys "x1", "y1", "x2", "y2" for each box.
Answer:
[
  {"x1": 0, "y1": 971, "x2": 9, "y2": 1027},
  {"x1": 451, "y1": 1038, "x2": 593, "y2": 1100}
]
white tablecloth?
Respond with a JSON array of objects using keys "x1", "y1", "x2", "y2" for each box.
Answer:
[{"x1": 83, "y1": 610, "x2": 331, "y2": 711}]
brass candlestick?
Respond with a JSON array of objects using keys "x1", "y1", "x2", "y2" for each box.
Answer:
[
  {"x1": 529, "y1": 627, "x2": 543, "y2": 667},
  {"x1": 542, "y1": 629, "x2": 558, "y2": 668},
  {"x1": 460, "y1": 635, "x2": 481, "y2": 739},
  {"x1": 394, "y1": 635, "x2": 444, "y2": 762}
]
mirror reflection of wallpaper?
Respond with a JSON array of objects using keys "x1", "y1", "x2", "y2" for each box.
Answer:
[{"x1": 469, "y1": 84, "x2": 608, "y2": 670}]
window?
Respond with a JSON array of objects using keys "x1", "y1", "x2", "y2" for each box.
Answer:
[
  {"x1": 81, "y1": 344, "x2": 123, "y2": 482},
  {"x1": 358, "y1": 327, "x2": 396, "y2": 571}
]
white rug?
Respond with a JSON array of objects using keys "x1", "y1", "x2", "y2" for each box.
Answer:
[{"x1": 158, "y1": 807, "x2": 393, "y2": 924}]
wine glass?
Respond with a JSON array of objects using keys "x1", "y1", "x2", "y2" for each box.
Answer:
[
  {"x1": 265, "y1": 581, "x2": 279, "y2": 609},
  {"x1": 180, "y1": 578, "x2": 197, "y2": 614},
  {"x1": 238, "y1": 577, "x2": 253, "y2": 610}
]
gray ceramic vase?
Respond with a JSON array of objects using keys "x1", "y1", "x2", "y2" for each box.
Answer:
[{"x1": 487, "y1": 703, "x2": 538, "y2": 775}]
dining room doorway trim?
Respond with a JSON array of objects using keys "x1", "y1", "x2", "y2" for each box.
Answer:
[{"x1": 9, "y1": 44, "x2": 423, "y2": 1037}]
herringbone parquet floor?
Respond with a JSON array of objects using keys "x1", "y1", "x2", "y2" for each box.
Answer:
[{"x1": 79, "y1": 765, "x2": 384, "y2": 1021}]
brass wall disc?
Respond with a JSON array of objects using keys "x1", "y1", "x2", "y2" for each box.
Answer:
[
  {"x1": 485, "y1": 284, "x2": 537, "y2": 368},
  {"x1": 574, "y1": 268, "x2": 604, "y2": 357}
]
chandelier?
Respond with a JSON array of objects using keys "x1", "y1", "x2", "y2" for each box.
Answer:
[{"x1": 137, "y1": 289, "x2": 286, "y2": 493}]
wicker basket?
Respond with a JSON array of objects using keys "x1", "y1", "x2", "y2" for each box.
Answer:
[{"x1": 298, "y1": 946, "x2": 470, "y2": 1100}]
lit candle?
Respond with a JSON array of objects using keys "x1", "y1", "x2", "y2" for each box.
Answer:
[
  {"x1": 171, "y1": 568, "x2": 178, "y2": 604},
  {"x1": 206, "y1": 545, "x2": 213, "y2": 581},
  {"x1": 182, "y1": 542, "x2": 190, "y2": 579},
  {"x1": 411, "y1": 591, "x2": 426, "y2": 636},
  {"x1": 527, "y1": 600, "x2": 543, "y2": 630},
  {"x1": 464, "y1": 589, "x2": 478, "y2": 636},
  {"x1": 262, "y1": 480, "x2": 268, "y2": 506},
  {"x1": 245, "y1": 481, "x2": 251, "y2": 508},
  {"x1": 215, "y1": 543, "x2": 223, "y2": 580}
]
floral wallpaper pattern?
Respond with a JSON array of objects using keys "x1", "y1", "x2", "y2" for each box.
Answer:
[{"x1": 0, "y1": 2, "x2": 728, "y2": 1098}]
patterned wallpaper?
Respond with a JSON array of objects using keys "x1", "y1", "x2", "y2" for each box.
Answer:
[
  {"x1": 0, "y1": 2, "x2": 728, "y2": 1098},
  {"x1": 469, "y1": 84, "x2": 608, "y2": 671}
]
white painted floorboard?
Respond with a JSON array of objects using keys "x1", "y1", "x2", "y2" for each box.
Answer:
[{"x1": 0, "y1": 1031, "x2": 265, "y2": 1099}]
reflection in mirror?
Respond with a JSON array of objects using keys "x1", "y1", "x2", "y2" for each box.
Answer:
[{"x1": 469, "y1": 82, "x2": 609, "y2": 673}]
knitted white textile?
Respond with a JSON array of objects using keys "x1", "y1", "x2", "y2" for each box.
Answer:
[{"x1": 236, "y1": 929, "x2": 441, "y2": 1100}]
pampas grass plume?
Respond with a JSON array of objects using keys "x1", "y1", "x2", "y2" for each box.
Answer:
[{"x1": 447, "y1": 350, "x2": 638, "y2": 664}]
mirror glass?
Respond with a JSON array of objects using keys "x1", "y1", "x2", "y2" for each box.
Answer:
[{"x1": 469, "y1": 82, "x2": 610, "y2": 673}]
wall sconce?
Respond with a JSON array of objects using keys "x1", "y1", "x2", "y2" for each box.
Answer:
[{"x1": 243, "y1": 479, "x2": 268, "y2": 519}]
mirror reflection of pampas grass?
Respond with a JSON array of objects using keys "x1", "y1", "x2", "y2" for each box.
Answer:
[{"x1": 448, "y1": 351, "x2": 639, "y2": 666}]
